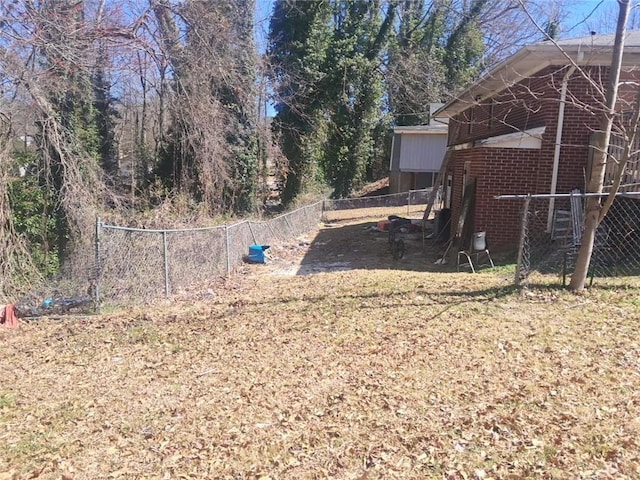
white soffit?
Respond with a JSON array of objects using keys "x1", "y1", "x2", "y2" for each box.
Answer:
[
  {"x1": 394, "y1": 125, "x2": 448, "y2": 135},
  {"x1": 475, "y1": 126, "x2": 546, "y2": 149}
]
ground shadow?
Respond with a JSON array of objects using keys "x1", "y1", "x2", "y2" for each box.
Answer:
[{"x1": 293, "y1": 220, "x2": 455, "y2": 275}]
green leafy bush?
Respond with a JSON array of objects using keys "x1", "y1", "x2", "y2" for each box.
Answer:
[{"x1": 9, "y1": 155, "x2": 60, "y2": 277}]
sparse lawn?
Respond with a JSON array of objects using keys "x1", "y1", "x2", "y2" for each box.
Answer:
[{"x1": 2, "y1": 218, "x2": 640, "y2": 479}]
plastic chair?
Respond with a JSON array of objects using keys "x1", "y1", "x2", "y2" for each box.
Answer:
[{"x1": 457, "y1": 232, "x2": 494, "y2": 273}]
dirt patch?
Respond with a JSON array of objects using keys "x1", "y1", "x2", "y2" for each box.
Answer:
[
  {"x1": 353, "y1": 177, "x2": 390, "y2": 197},
  {"x1": 242, "y1": 217, "x2": 447, "y2": 277}
]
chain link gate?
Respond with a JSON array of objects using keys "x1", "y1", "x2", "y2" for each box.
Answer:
[{"x1": 499, "y1": 192, "x2": 640, "y2": 286}]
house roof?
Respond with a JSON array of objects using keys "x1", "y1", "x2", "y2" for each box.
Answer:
[
  {"x1": 436, "y1": 30, "x2": 640, "y2": 118},
  {"x1": 393, "y1": 124, "x2": 448, "y2": 135}
]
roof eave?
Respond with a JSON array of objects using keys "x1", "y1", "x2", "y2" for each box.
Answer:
[
  {"x1": 435, "y1": 43, "x2": 640, "y2": 119},
  {"x1": 393, "y1": 125, "x2": 448, "y2": 134}
]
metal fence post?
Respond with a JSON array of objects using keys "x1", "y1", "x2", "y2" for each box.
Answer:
[
  {"x1": 322, "y1": 198, "x2": 329, "y2": 222},
  {"x1": 515, "y1": 196, "x2": 531, "y2": 286},
  {"x1": 162, "y1": 231, "x2": 170, "y2": 297},
  {"x1": 283, "y1": 213, "x2": 294, "y2": 236},
  {"x1": 94, "y1": 217, "x2": 101, "y2": 311},
  {"x1": 247, "y1": 221, "x2": 257, "y2": 244},
  {"x1": 225, "y1": 225, "x2": 231, "y2": 275}
]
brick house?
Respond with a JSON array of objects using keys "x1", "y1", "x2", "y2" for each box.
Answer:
[{"x1": 434, "y1": 31, "x2": 640, "y2": 250}]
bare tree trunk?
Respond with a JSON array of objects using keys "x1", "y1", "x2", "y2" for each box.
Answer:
[{"x1": 570, "y1": 0, "x2": 631, "y2": 291}]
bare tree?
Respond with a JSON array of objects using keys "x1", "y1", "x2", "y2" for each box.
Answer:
[
  {"x1": 570, "y1": 0, "x2": 632, "y2": 291},
  {"x1": 0, "y1": 112, "x2": 41, "y2": 301},
  {"x1": 151, "y1": 0, "x2": 262, "y2": 214},
  {"x1": 0, "y1": 0, "x2": 143, "y2": 288}
]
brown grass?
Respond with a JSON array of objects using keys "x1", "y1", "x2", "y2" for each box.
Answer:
[{"x1": 2, "y1": 218, "x2": 640, "y2": 479}]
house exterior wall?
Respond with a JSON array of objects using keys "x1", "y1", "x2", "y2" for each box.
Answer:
[
  {"x1": 390, "y1": 171, "x2": 437, "y2": 194},
  {"x1": 389, "y1": 131, "x2": 448, "y2": 193},
  {"x1": 389, "y1": 171, "x2": 413, "y2": 193},
  {"x1": 444, "y1": 65, "x2": 615, "y2": 249},
  {"x1": 390, "y1": 134, "x2": 401, "y2": 171},
  {"x1": 398, "y1": 134, "x2": 447, "y2": 171}
]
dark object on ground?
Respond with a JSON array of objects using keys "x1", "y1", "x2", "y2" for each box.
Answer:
[
  {"x1": 388, "y1": 215, "x2": 421, "y2": 237},
  {"x1": 434, "y1": 208, "x2": 451, "y2": 243},
  {"x1": 16, "y1": 296, "x2": 93, "y2": 318}
]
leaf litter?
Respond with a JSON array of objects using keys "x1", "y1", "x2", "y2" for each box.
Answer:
[{"x1": 1, "y1": 218, "x2": 640, "y2": 479}]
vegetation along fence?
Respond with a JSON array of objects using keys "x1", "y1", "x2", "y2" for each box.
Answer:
[
  {"x1": 96, "y1": 201, "x2": 323, "y2": 306},
  {"x1": 499, "y1": 192, "x2": 640, "y2": 286},
  {"x1": 94, "y1": 188, "x2": 433, "y2": 307}
]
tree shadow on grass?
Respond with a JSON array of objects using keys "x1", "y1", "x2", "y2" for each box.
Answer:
[
  {"x1": 207, "y1": 282, "x2": 520, "y2": 325},
  {"x1": 292, "y1": 220, "x2": 518, "y2": 277}
]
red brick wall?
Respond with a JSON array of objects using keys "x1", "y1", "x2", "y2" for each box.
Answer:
[
  {"x1": 447, "y1": 148, "x2": 544, "y2": 248},
  {"x1": 443, "y1": 65, "x2": 622, "y2": 249},
  {"x1": 448, "y1": 66, "x2": 608, "y2": 149}
]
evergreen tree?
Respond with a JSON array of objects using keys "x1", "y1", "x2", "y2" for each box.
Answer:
[
  {"x1": 268, "y1": 0, "x2": 332, "y2": 204},
  {"x1": 93, "y1": 53, "x2": 119, "y2": 179},
  {"x1": 387, "y1": 0, "x2": 447, "y2": 125},
  {"x1": 37, "y1": 0, "x2": 103, "y2": 259},
  {"x1": 214, "y1": 0, "x2": 261, "y2": 212},
  {"x1": 322, "y1": 0, "x2": 395, "y2": 197},
  {"x1": 387, "y1": 0, "x2": 488, "y2": 126},
  {"x1": 442, "y1": 0, "x2": 487, "y2": 92}
]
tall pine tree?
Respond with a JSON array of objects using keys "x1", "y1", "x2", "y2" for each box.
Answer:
[
  {"x1": 268, "y1": 0, "x2": 332, "y2": 204},
  {"x1": 322, "y1": 0, "x2": 395, "y2": 197}
]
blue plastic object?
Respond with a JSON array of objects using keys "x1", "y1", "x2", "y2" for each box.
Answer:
[{"x1": 248, "y1": 244, "x2": 270, "y2": 263}]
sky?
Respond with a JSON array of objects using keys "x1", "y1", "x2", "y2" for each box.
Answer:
[{"x1": 565, "y1": 0, "x2": 629, "y2": 37}]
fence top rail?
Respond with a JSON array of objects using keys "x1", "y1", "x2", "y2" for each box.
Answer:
[
  {"x1": 100, "y1": 199, "x2": 326, "y2": 234},
  {"x1": 100, "y1": 223, "x2": 228, "y2": 234},
  {"x1": 495, "y1": 192, "x2": 640, "y2": 200},
  {"x1": 272, "y1": 199, "x2": 324, "y2": 221},
  {"x1": 327, "y1": 188, "x2": 432, "y2": 203}
]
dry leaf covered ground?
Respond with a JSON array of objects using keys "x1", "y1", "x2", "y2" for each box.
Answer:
[{"x1": 2, "y1": 218, "x2": 640, "y2": 480}]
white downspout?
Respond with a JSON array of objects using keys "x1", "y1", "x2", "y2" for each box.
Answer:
[
  {"x1": 389, "y1": 133, "x2": 396, "y2": 192},
  {"x1": 389, "y1": 134, "x2": 396, "y2": 171},
  {"x1": 547, "y1": 65, "x2": 576, "y2": 232}
]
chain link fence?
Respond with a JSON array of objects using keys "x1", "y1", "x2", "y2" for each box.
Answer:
[
  {"x1": 95, "y1": 190, "x2": 436, "y2": 307},
  {"x1": 323, "y1": 188, "x2": 434, "y2": 222},
  {"x1": 96, "y1": 200, "x2": 324, "y2": 307},
  {"x1": 501, "y1": 192, "x2": 640, "y2": 286},
  {"x1": 19, "y1": 188, "x2": 437, "y2": 312}
]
